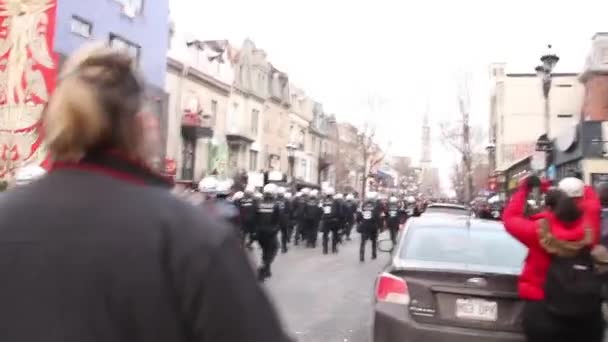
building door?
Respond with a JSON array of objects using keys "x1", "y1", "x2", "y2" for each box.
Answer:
[{"x1": 181, "y1": 138, "x2": 196, "y2": 180}]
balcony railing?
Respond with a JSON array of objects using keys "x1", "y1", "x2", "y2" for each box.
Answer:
[
  {"x1": 226, "y1": 123, "x2": 254, "y2": 144},
  {"x1": 181, "y1": 110, "x2": 213, "y2": 139}
]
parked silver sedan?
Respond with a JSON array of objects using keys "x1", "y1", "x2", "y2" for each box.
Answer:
[{"x1": 373, "y1": 216, "x2": 527, "y2": 342}]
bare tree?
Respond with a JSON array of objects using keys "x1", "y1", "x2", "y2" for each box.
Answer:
[
  {"x1": 356, "y1": 94, "x2": 389, "y2": 198},
  {"x1": 439, "y1": 70, "x2": 477, "y2": 203}
]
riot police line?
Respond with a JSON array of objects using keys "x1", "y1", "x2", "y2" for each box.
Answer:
[{"x1": 173, "y1": 176, "x2": 421, "y2": 281}]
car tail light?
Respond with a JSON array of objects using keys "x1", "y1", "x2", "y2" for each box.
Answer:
[{"x1": 376, "y1": 272, "x2": 410, "y2": 305}]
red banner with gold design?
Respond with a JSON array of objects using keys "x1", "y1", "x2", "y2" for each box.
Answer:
[{"x1": 0, "y1": 0, "x2": 58, "y2": 179}]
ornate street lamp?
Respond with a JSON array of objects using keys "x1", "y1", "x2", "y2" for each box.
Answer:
[
  {"x1": 286, "y1": 143, "x2": 297, "y2": 191},
  {"x1": 535, "y1": 44, "x2": 559, "y2": 138}
]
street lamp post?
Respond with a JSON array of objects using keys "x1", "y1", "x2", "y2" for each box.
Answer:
[
  {"x1": 286, "y1": 143, "x2": 296, "y2": 192},
  {"x1": 535, "y1": 44, "x2": 560, "y2": 139},
  {"x1": 485, "y1": 142, "x2": 496, "y2": 173}
]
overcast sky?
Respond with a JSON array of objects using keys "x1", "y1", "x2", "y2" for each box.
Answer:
[{"x1": 170, "y1": 0, "x2": 607, "y2": 192}]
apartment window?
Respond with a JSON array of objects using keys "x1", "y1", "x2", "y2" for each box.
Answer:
[
  {"x1": 71, "y1": 16, "x2": 92, "y2": 38},
  {"x1": 114, "y1": 0, "x2": 144, "y2": 16},
  {"x1": 251, "y1": 109, "x2": 259, "y2": 135},
  {"x1": 210, "y1": 100, "x2": 218, "y2": 125},
  {"x1": 311, "y1": 135, "x2": 316, "y2": 151},
  {"x1": 109, "y1": 33, "x2": 140, "y2": 65},
  {"x1": 249, "y1": 150, "x2": 258, "y2": 171}
]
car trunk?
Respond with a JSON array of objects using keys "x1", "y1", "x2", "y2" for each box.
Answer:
[{"x1": 392, "y1": 268, "x2": 523, "y2": 333}]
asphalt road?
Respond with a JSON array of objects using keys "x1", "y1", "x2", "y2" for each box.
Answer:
[{"x1": 253, "y1": 233, "x2": 390, "y2": 342}]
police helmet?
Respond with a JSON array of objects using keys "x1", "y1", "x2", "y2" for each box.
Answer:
[
  {"x1": 334, "y1": 193, "x2": 344, "y2": 200},
  {"x1": 295, "y1": 192, "x2": 302, "y2": 198},
  {"x1": 301, "y1": 188, "x2": 311, "y2": 195},
  {"x1": 285, "y1": 192, "x2": 293, "y2": 200},
  {"x1": 198, "y1": 177, "x2": 219, "y2": 193},
  {"x1": 263, "y1": 183, "x2": 278, "y2": 195},
  {"x1": 254, "y1": 192, "x2": 263, "y2": 199},
  {"x1": 324, "y1": 187, "x2": 335, "y2": 196},
  {"x1": 310, "y1": 189, "x2": 319, "y2": 197},
  {"x1": 232, "y1": 191, "x2": 244, "y2": 201},
  {"x1": 366, "y1": 191, "x2": 378, "y2": 200},
  {"x1": 245, "y1": 184, "x2": 256, "y2": 195},
  {"x1": 346, "y1": 193, "x2": 355, "y2": 201},
  {"x1": 216, "y1": 180, "x2": 233, "y2": 195},
  {"x1": 389, "y1": 196, "x2": 398, "y2": 203},
  {"x1": 277, "y1": 186, "x2": 286, "y2": 196},
  {"x1": 407, "y1": 196, "x2": 416, "y2": 204}
]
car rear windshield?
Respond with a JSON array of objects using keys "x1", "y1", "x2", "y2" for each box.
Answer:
[
  {"x1": 400, "y1": 226, "x2": 526, "y2": 273},
  {"x1": 424, "y1": 207, "x2": 468, "y2": 215}
]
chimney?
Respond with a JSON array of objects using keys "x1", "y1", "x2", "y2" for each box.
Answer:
[{"x1": 580, "y1": 33, "x2": 608, "y2": 121}]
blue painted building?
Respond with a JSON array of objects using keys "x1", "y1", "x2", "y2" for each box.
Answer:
[{"x1": 53, "y1": 0, "x2": 171, "y2": 166}]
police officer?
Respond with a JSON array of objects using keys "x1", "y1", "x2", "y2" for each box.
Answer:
[
  {"x1": 284, "y1": 192, "x2": 294, "y2": 242},
  {"x1": 333, "y1": 193, "x2": 346, "y2": 244},
  {"x1": 236, "y1": 185, "x2": 259, "y2": 249},
  {"x1": 320, "y1": 187, "x2": 341, "y2": 254},
  {"x1": 212, "y1": 180, "x2": 241, "y2": 229},
  {"x1": 275, "y1": 187, "x2": 291, "y2": 253},
  {"x1": 305, "y1": 189, "x2": 322, "y2": 248},
  {"x1": 294, "y1": 189, "x2": 308, "y2": 246},
  {"x1": 256, "y1": 184, "x2": 280, "y2": 281},
  {"x1": 357, "y1": 191, "x2": 382, "y2": 262},
  {"x1": 386, "y1": 196, "x2": 405, "y2": 245},
  {"x1": 343, "y1": 193, "x2": 357, "y2": 241}
]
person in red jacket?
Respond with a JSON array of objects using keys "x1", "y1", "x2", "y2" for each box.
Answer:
[{"x1": 503, "y1": 176, "x2": 603, "y2": 342}]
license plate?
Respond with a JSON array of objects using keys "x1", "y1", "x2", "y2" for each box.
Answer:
[{"x1": 455, "y1": 298, "x2": 497, "y2": 322}]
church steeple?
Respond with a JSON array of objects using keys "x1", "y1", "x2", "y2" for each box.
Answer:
[{"x1": 420, "y1": 108, "x2": 431, "y2": 166}]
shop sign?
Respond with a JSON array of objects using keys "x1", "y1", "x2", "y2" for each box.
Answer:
[{"x1": 535, "y1": 134, "x2": 552, "y2": 152}]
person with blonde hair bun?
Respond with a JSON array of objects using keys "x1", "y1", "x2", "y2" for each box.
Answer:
[{"x1": 0, "y1": 43, "x2": 290, "y2": 342}]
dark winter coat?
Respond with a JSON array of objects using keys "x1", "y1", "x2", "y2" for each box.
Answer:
[{"x1": 0, "y1": 151, "x2": 289, "y2": 342}]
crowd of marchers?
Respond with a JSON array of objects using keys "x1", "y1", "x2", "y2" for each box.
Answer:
[{"x1": 171, "y1": 176, "x2": 427, "y2": 280}]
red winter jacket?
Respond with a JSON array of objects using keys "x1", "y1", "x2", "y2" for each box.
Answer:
[{"x1": 502, "y1": 181, "x2": 601, "y2": 301}]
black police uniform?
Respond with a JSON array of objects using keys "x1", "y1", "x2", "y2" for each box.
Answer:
[
  {"x1": 237, "y1": 194, "x2": 258, "y2": 247},
  {"x1": 343, "y1": 200, "x2": 357, "y2": 240},
  {"x1": 255, "y1": 195, "x2": 280, "y2": 281},
  {"x1": 294, "y1": 195, "x2": 307, "y2": 245},
  {"x1": 276, "y1": 194, "x2": 291, "y2": 253},
  {"x1": 386, "y1": 201, "x2": 404, "y2": 245},
  {"x1": 357, "y1": 199, "x2": 382, "y2": 261},
  {"x1": 303, "y1": 196, "x2": 321, "y2": 248},
  {"x1": 320, "y1": 195, "x2": 342, "y2": 254}
]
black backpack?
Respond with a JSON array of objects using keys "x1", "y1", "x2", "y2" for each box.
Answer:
[{"x1": 540, "y1": 220, "x2": 602, "y2": 317}]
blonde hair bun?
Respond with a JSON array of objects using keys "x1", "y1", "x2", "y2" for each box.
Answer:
[{"x1": 44, "y1": 42, "x2": 143, "y2": 161}]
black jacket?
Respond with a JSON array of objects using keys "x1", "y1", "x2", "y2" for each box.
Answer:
[
  {"x1": 321, "y1": 197, "x2": 340, "y2": 221},
  {"x1": 256, "y1": 197, "x2": 280, "y2": 234},
  {"x1": 357, "y1": 200, "x2": 382, "y2": 230},
  {"x1": 0, "y1": 152, "x2": 289, "y2": 342}
]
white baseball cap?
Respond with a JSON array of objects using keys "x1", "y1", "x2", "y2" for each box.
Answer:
[{"x1": 558, "y1": 177, "x2": 585, "y2": 198}]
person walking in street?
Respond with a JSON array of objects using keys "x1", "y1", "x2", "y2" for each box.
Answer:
[
  {"x1": 386, "y1": 196, "x2": 404, "y2": 245},
  {"x1": 320, "y1": 187, "x2": 341, "y2": 254},
  {"x1": 256, "y1": 184, "x2": 281, "y2": 281},
  {"x1": 358, "y1": 191, "x2": 383, "y2": 262},
  {"x1": 503, "y1": 176, "x2": 604, "y2": 342},
  {"x1": 343, "y1": 193, "x2": 357, "y2": 241},
  {"x1": 303, "y1": 189, "x2": 322, "y2": 248},
  {"x1": 0, "y1": 44, "x2": 290, "y2": 342},
  {"x1": 238, "y1": 184, "x2": 259, "y2": 249},
  {"x1": 276, "y1": 187, "x2": 291, "y2": 253},
  {"x1": 285, "y1": 192, "x2": 295, "y2": 242},
  {"x1": 294, "y1": 189, "x2": 309, "y2": 246}
]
